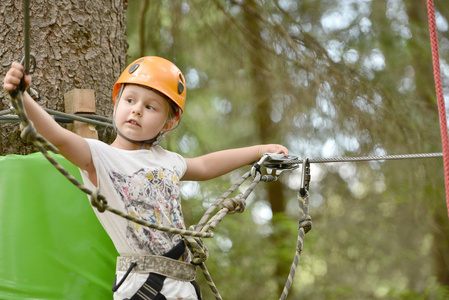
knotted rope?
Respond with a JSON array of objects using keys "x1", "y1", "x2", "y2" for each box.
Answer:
[
  {"x1": 182, "y1": 171, "x2": 268, "y2": 300},
  {"x1": 280, "y1": 190, "x2": 312, "y2": 300}
]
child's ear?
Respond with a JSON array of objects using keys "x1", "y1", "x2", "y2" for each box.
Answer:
[{"x1": 164, "y1": 118, "x2": 177, "y2": 131}]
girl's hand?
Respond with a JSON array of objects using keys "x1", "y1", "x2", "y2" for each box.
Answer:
[
  {"x1": 257, "y1": 144, "x2": 289, "y2": 158},
  {"x1": 3, "y1": 61, "x2": 31, "y2": 93}
]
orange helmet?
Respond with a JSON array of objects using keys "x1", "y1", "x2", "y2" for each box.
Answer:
[{"x1": 112, "y1": 56, "x2": 186, "y2": 114}]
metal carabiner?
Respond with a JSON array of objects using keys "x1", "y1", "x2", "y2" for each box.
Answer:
[
  {"x1": 16, "y1": 54, "x2": 37, "y2": 95},
  {"x1": 251, "y1": 153, "x2": 270, "y2": 178},
  {"x1": 299, "y1": 158, "x2": 310, "y2": 197},
  {"x1": 20, "y1": 54, "x2": 36, "y2": 75},
  {"x1": 264, "y1": 154, "x2": 299, "y2": 176}
]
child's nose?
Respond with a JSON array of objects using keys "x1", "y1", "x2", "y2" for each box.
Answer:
[{"x1": 132, "y1": 105, "x2": 142, "y2": 115}]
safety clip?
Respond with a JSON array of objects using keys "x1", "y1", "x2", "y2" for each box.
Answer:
[
  {"x1": 251, "y1": 153, "x2": 299, "y2": 182},
  {"x1": 20, "y1": 53, "x2": 36, "y2": 75},
  {"x1": 251, "y1": 153, "x2": 271, "y2": 178},
  {"x1": 264, "y1": 154, "x2": 299, "y2": 176},
  {"x1": 299, "y1": 158, "x2": 311, "y2": 197}
]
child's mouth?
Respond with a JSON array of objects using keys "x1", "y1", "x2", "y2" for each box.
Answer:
[{"x1": 127, "y1": 119, "x2": 140, "y2": 127}]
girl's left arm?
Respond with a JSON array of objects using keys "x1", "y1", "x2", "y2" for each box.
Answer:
[{"x1": 182, "y1": 144, "x2": 288, "y2": 181}]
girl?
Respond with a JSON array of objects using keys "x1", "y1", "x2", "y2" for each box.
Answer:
[{"x1": 3, "y1": 56, "x2": 288, "y2": 300}]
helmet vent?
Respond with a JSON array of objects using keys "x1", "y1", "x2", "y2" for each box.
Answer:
[
  {"x1": 178, "y1": 74, "x2": 185, "y2": 94},
  {"x1": 178, "y1": 81, "x2": 184, "y2": 95},
  {"x1": 129, "y1": 63, "x2": 140, "y2": 74}
]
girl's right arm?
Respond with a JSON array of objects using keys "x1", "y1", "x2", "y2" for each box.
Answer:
[{"x1": 3, "y1": 62, "x2": 96, "y2": 182}]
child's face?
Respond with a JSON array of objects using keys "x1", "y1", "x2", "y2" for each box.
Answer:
[{"x1": 114, "y1": 84, "x2": 172, "y2": 143}]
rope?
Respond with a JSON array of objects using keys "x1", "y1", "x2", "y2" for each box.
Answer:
[
  {"x1": 427, "y1": 0, "x2": 449, "y2": 220},
  {"x1": 22, "y1": 0, "x2": 30, "y2": 75},
  {"x1": 280, "y1": 191, "x2": 312, "y2": 300},
  {"x1": 0, "y1": 109, "x2": 13, "y2": 116},
  {"x1": 0, "y1": 108, "x2": 114, "y2": 127},
  {"x1": 43, "y1": 108, "x2": 113, "y2": 127},
  {"x1": 184, "y1": 171, "x2": 264, "y2": 300},
  {"x1": 266, "y1": 152, "x2": 442, "y2": 166},
  {"x1": 196, "y1": 171, "x2": 258, "y2": 232}
]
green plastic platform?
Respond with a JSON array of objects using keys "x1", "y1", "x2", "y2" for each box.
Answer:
[{"x1": 0, "y1": 152, "x2": 117, "y2": 299}]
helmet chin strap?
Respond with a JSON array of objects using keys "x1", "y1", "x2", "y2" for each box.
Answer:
[
  {"x1": 113, "y1": 121, "x2": 164, "y2": 149},
  {"x1": 113, "y1": 84, "x2": 181, "y2": 149}
]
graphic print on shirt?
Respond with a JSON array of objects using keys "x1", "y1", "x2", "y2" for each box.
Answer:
[{"x1": 109, "y1": 167, "x2": 185, "y2": 256}]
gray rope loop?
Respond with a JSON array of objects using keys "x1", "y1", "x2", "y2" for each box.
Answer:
[
  {"x1": 19, "y1": 121, "x2": 37, "y2": 142},
  {"x1": 298, "y1": 215, "x2": 312, "y2": 234},
  {"x1": 219, "y1": 194, "x2": 246, "y2": 214},
  {"x1": 185, "y1": 226, "x2": 209, "y2": 265},
  {"x1": 90, "y1": 189, "x2": 108, "y2": 213},
  {"x1": 19, "y1": 120, "x2": 59, "y2": 152}
]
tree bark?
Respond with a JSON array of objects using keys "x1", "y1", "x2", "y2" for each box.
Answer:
[{"x1": 0, "y1": 0, "x2": 128, "y2": 155}]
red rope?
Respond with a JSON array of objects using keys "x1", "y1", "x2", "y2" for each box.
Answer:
[{"x1": 427, "y1": 0, "x2": 449, "y2": 220}]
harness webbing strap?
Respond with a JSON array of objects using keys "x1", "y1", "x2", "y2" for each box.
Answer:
[
  {"x1": 124, "y1": 241, "x2": 201, "y2": 300},
  {"x1": 116, "y1": 255, "x2": 196, "y2": 281},
  {"x1": 131, "y1": 273, "x2": 166, "y2": 300}
]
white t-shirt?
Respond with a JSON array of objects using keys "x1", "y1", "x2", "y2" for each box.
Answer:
[{"x1": 80, "y1": 139, "x2": 197, "y2": 300}]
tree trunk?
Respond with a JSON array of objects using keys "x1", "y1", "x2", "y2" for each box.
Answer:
[
  {"x1": 0, "y1": 0, "x2": 128, "y2": 155},
  {"x1": 406, "y1": 0, "x2": 449, "y2": 287},
  {"x1": 241, "y1": 0, "x2": 289, "y2": 295}
]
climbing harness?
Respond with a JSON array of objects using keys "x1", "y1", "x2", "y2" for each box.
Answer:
[
  {"x1": 114, "y1": 241, "x2": 202, "y2": 300},
  {"x1": 116, "y1": 254, "x2": 196, "y2": 282},
  {"x1": 5, "y1": 1, "x2": 448, "y2": 299}
]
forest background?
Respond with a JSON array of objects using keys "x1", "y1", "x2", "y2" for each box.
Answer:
[{"x1": 1, "y1": 0, "x2": 449, "y2": 299}]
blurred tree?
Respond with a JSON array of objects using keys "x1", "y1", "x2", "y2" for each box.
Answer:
[{"x1": 125, "y1": 0, "x2": 449, "y2": 298}]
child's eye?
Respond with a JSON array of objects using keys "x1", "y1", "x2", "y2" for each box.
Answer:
[
  {"x1": 126, "y1": 98, "x2": 134, "y2": 103},
  {"x1": 146, "y1": 105, "x2": 155, "y2": 110}
]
